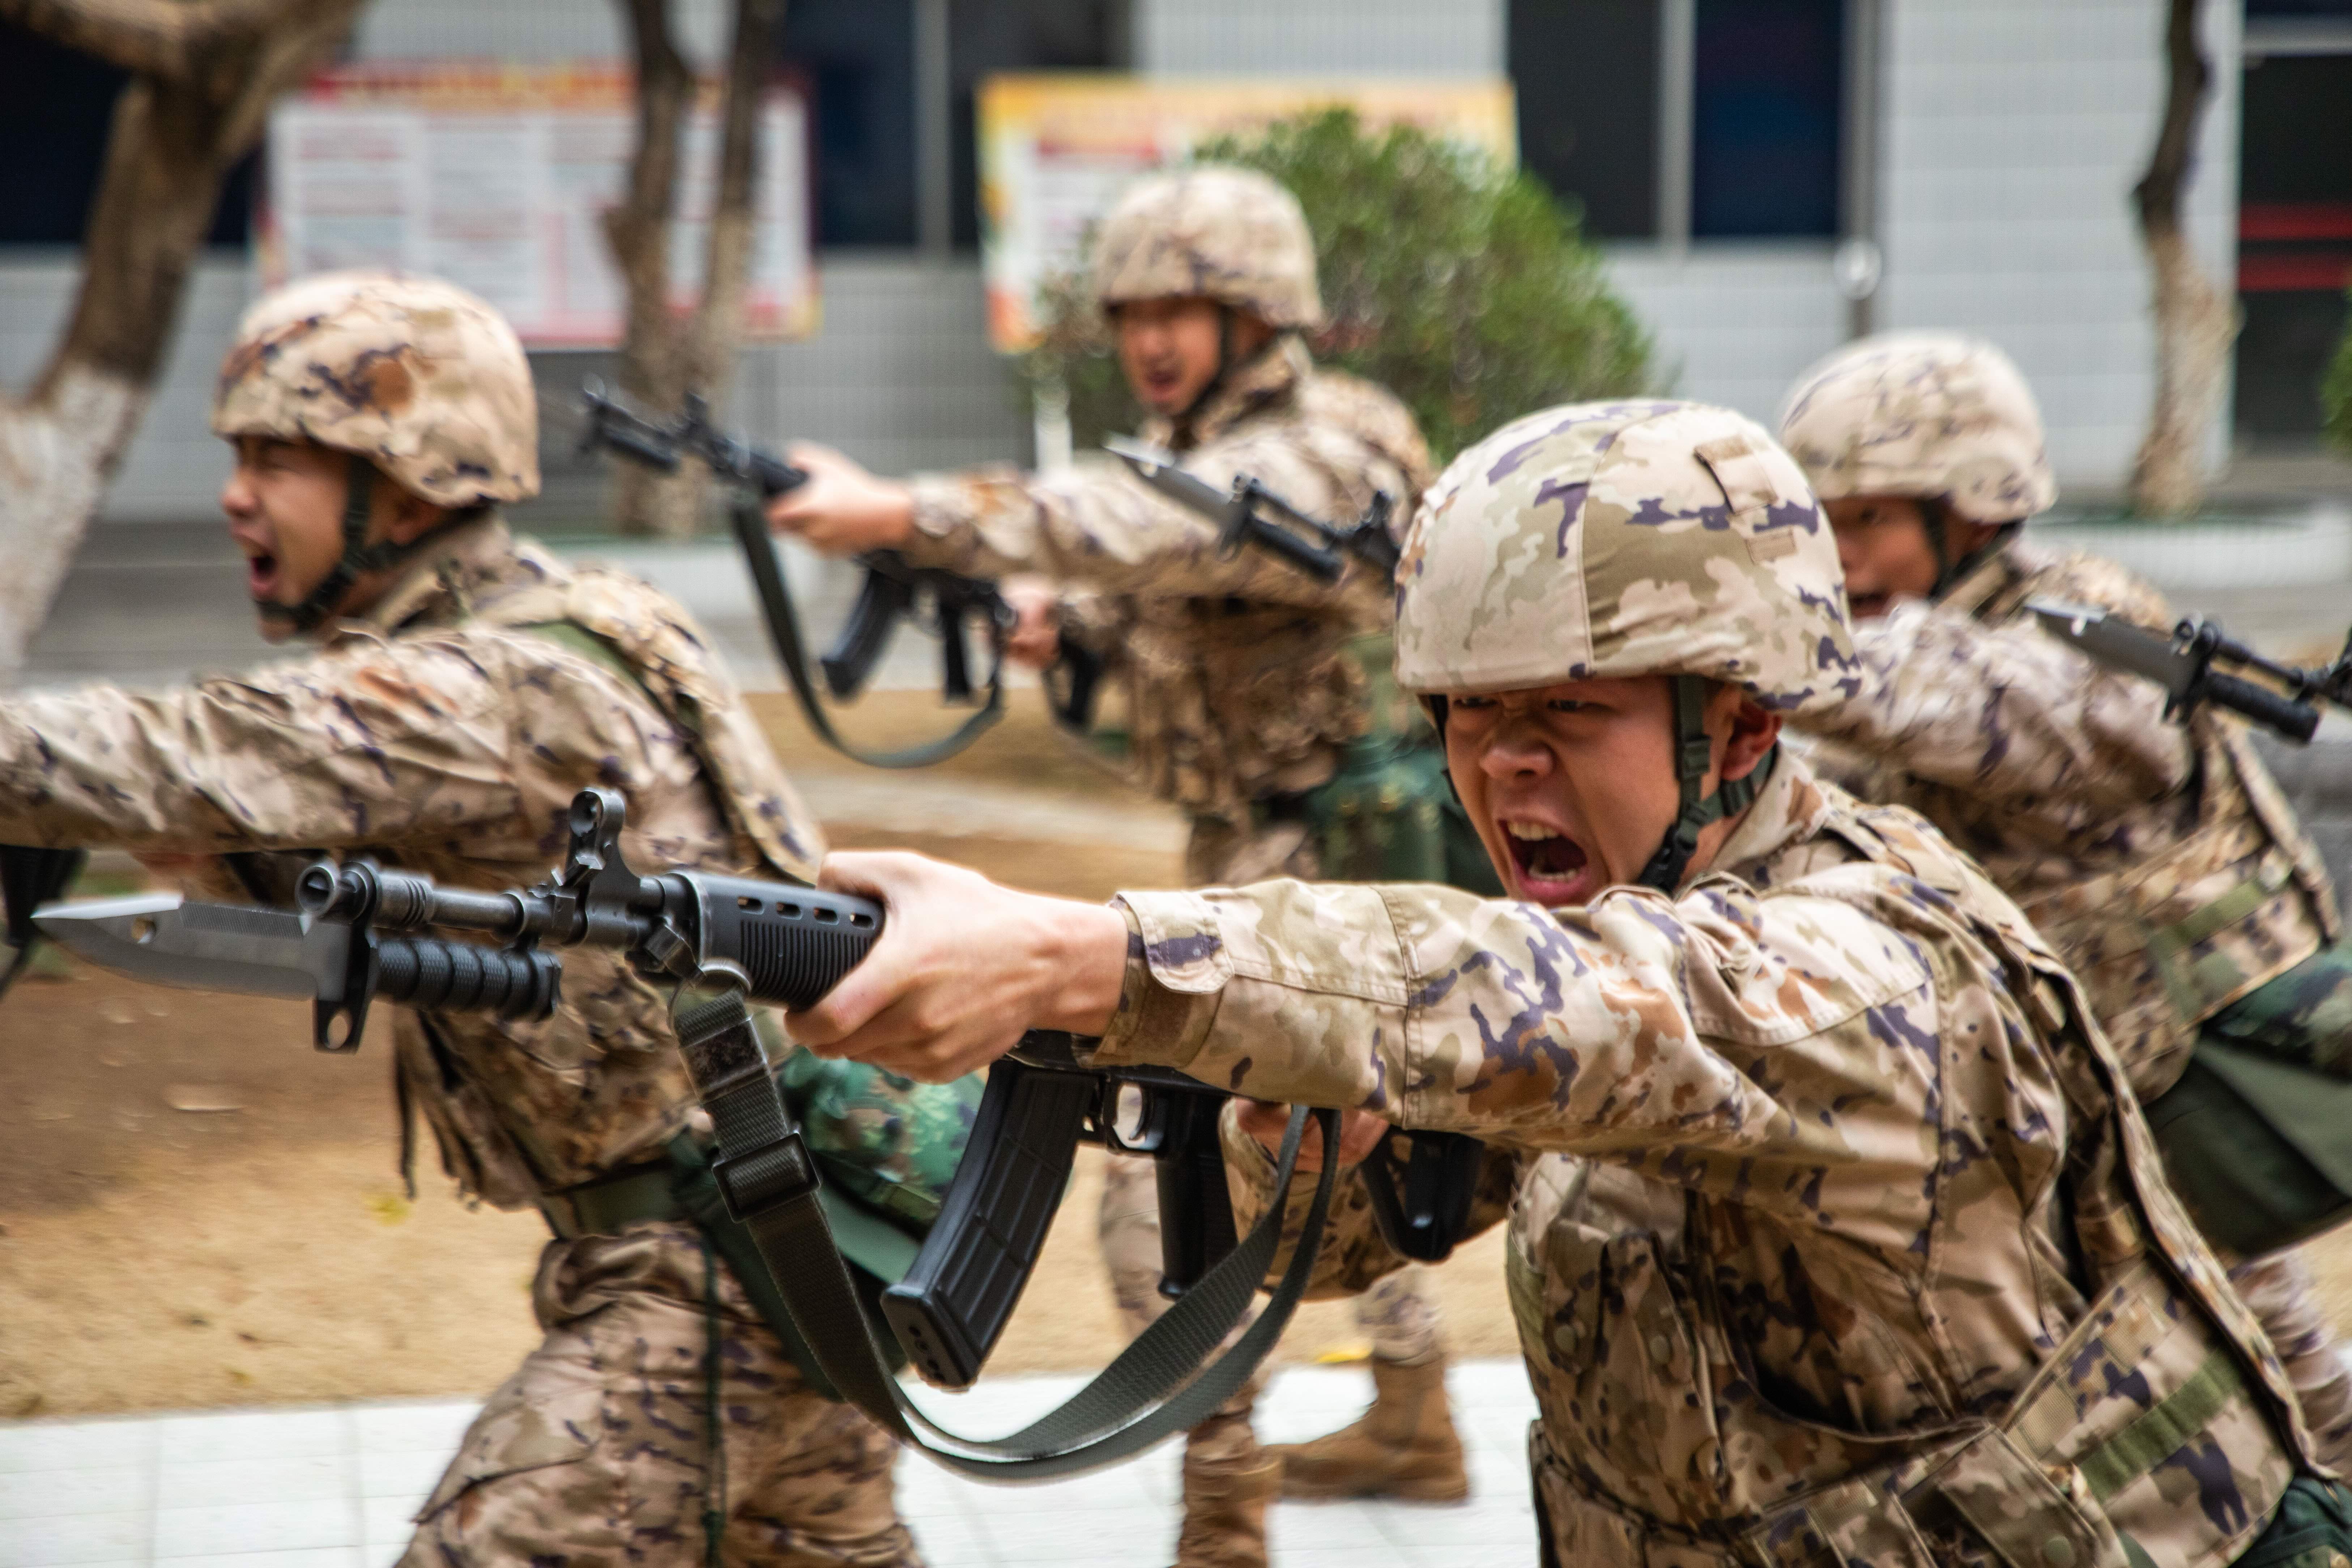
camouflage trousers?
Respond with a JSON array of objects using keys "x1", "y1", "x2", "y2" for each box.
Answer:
[{"x1": 401, "y1": 1219, "x2": 919, "y2": 1568}]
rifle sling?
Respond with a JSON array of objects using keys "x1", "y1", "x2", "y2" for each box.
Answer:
[
  {"x1": 672, "y1": 989, "x2": 1340, "y2": 1479},
  {"x1": 727, "y1": 502, "x2": 1008, "y2": 769}
]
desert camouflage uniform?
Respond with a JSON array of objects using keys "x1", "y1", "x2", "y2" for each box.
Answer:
[
  {"x1": 1125, "y1": 754, "x2": 2314, "y2": 1565},
  {"x1": 1079, "y1": 400, "x2": 2323, "y2": 1565},
  {"x1": 1782, "y1": 333, "x2": 2352, "y2": 1469},
  {"x1": 0, "y1": 522, "x2": 918, "y2": 1565},
  {"x1": 900, "y1": 336, "x2": 1431, "y2": 852},
  {"x1": 899, "y1": 246, "x2": 1443, "y2": 1377},
  {"x1": 0, "y1": 272, "x2": 921, "y2": 1567}
]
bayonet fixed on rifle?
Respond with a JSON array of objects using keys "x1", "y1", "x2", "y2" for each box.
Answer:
[
  {"x1": 1105, "y1": 436, "x2": 1401, "y2": 585},
  {"x1": 579, "y1": 382, "x2": 1033, "y2": 767},
  {"x1": 32, "y1": 789, "x2": 1351, "y2": 1456},
  {"x1": 2030, "y1": 599, "x2": 2352, "y2": 745}
]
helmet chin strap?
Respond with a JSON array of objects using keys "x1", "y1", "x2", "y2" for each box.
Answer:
[
  {"x1": 1924, "y1": 505, "x2": 2022, "y2": 601},
  {"x1": 257, "y1": 455, "x2": 444, "y2": 635},
  {"x1": 1632, "y1": 675, "x2": 1776, "y2": 895},
  {"x1": 1422, "y1": 684, "x2": 1774, "y2": 898}
]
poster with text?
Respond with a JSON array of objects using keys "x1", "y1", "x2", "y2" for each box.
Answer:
[
  {"x1": 264, "y1": 64, "x2": 816, "y2": 347},
  {"x1": 977, "y1": 76, "x2": 1516, "y2": 352}
]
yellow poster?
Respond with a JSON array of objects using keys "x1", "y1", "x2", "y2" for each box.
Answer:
[{"x1": 979, "y1": 75, "x2": 1516, "y2": 351}]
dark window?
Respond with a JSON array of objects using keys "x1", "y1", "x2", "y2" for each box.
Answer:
[
  {"x1": 0, "y1": 20, "x2": 253, "y2": 247},
  {"x1": 1691, "y1": 0, "x2": 1842, "y2": 238},
  {"x1": 2234, "y1": 50, "x2": 2352, "y2": 440},
  {"x1": 782, "y1": 0, "x2": 920, "y2": 248},
  {"x1": 780, "y1": 0, "x2": 1123, "y2": 253},
  {"x1": 950, "y1": 0, "x2": 1126, "y2": 249},
  {"x1": 1509, "y1": 0, "x2": 1661, "y2": 239}
]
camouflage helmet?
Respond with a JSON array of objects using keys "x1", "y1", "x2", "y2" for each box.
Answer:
[
  {"x1": 1396, "y1": 400, "x2": 1852, "y2": 713},
  {"x1": 1778, "y1": 331, "x2": 2055, "y2": 525},
  {"x1": 1090, "y1": 166, "x2": 1323, "y2": 330},
  {"x1": 212, "y1": 270, "x2": 539, "y2": 507}
]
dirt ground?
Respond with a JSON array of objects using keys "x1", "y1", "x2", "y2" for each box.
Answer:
[{"x1": 0, "y1": 687, "x2": 1512, "y2": 1421}]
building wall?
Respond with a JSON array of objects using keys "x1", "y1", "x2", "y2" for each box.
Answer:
[
  {"x1": 1598, "y1": 242, "x2": 1845, "y2": 427},
  {"x1": 1133, "y1": 0, "x2": 1504, "y2": 74},
  {"x1": 0, "y1": 0, "x2": 2247, "y2": 521},
  {"x1": 0, "y1": 255, "x2": 1027, "y2": 525},
  {"x1": 1876, "y1": 0, "x2": 2241, "y2": 486}
]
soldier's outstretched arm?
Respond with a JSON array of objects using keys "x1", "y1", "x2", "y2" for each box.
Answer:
[
  {"x1": 1798, "y1": 596, "x2": 2194, "y2": 811},
  {"x1": 898, "y1": 431, "x2": 1398, "y2": 607},
  {"x1": 0, "y1": 634, "x2": 588, "y2": 853},
  {"x1": 790, "y1": 852, "x2": 1981, "y2": 1265}
]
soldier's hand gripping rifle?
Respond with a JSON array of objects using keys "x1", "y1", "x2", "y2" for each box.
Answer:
[
  {"x1": 31, "y1": 786, "x2": 1340, "y2": 1479},
  {"x1": 2031, "y1": 600, "x2": 2352, "y2": 745},
  {"x1": 581, "y1": 382, "x2": 1100, "y2": 766}
]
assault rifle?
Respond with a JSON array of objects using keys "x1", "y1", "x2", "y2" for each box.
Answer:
[
  {"x1": 1105, "y1": 435, "x2": 1402, "y2": 585},
  {"x1": 2030, "y1": 600, "x2": 2352, "y2": 745},
  {"x1": 30, "y1": 785, "x2": 1341, "y2": 1478},
  {"x1": 581, "y1": 383, "x2": 1100, "y2": 765}
]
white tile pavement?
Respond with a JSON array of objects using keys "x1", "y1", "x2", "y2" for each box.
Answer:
[{"x1": 0, "y1": 1361, "x2": 1542, "y2": 1568}]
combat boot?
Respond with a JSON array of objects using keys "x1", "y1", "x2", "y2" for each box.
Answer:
[
  {"x1": 1269, "y1": 1354, "x2": 1469, "y2": 1503},
  {"x1": 1172, "y1": 1412, "x2": 1281, "y2": 1568}
]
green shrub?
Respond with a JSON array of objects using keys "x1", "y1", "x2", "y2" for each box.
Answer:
[
  {"x1": 2325, "y1": 283, "x2": 2352, "y2": 457},
  {"x1": 1018, "y1": 106, "x2": 1655, "y2": 465}
]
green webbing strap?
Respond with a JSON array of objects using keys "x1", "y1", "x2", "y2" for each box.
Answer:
[
  {"x1": 2076, "y1": 1350, "x2": 2245, "y2": 1501},
  {"x1": 672, "y1": 989, "x2": 1341, "y2": 1479},
  {"x1": 2154, "y1": 877, "x2": 2273, "y2": 956},
  {"x1": 523, "y1": 620, "x2": 651, "y2": 702},
  {"x1": 2146, "y1": 874, "x2": 2276, "y2": 1023}
]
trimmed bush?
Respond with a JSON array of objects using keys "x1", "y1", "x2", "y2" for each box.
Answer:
[{"x1": 1019, "y1": 107, "x2": 1654, "y2": 465}]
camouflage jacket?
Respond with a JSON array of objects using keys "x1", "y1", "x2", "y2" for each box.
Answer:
[
  {"x1": 1793, "y1": 538, "x2": 2339, "y2": 1098},
  {"x1": 897, "y1": 338, "x2": 1432, "y2": 822},
  {"x1": 0, "y1": 519, "x2": 825, "y2": 1207},
  {"x1": 1098, "y1": 750, "x2": 2310, "y2": 1566}
]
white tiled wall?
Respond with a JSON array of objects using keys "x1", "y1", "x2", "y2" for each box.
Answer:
[
  {"x1": 1134, "y1": 0, "x2": 1505, "y2": 76},
  {"x1": 1876, "y1": 0, "x2": 2242, "y2": 485},
  {"x1": 348, "y1": 0, "x2": 733, "y2": 69},
  {"x1": 1599, "y1": 242, "x2": 1847, "y2": 426}
]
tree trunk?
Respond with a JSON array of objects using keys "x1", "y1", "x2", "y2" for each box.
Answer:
[
  {"x1": 603, "y1": 0, "x2": 695, "y2": 538},
  {"x1": 2130, "y1": 0, "x2": 2236, "y2": 518},
  {"x1": 0, "y1": 0, "x2": 365, "y2": 681},
  {"x1": 604, "y1": 0, "x2": 782, "y2": 539}
]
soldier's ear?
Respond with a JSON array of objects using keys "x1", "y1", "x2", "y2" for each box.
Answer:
[
  {"x1": 1711, "y1": 686, "x2": 1781, "y2": 785},
  {"x1": 381, "y1": 484, "x2": 453, "y2": 546}
]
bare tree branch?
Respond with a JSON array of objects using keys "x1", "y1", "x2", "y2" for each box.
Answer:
[
  {"x1": 0, "y1": 0, "x2": 295, "y2": 85},
  {"x1": 2129, "y1": 0, "x2": 2235, "y2": 516},
  {"x1": 602, "y1": 0, "x2": 693, "y2": 534},
  {"x1": 681, "y1": 0, "x2": 781, "y2": 397},
  {"x1": 0, "y1": 0, "x2": 367, "y2": 677}
]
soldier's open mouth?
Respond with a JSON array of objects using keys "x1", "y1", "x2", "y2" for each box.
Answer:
[
  {"x1": 1502, "y1": 821, "x2": 1593, "y2": 903},
  {"x1": 246, "y1": 551, "x2": 280, "y2": 598}
]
